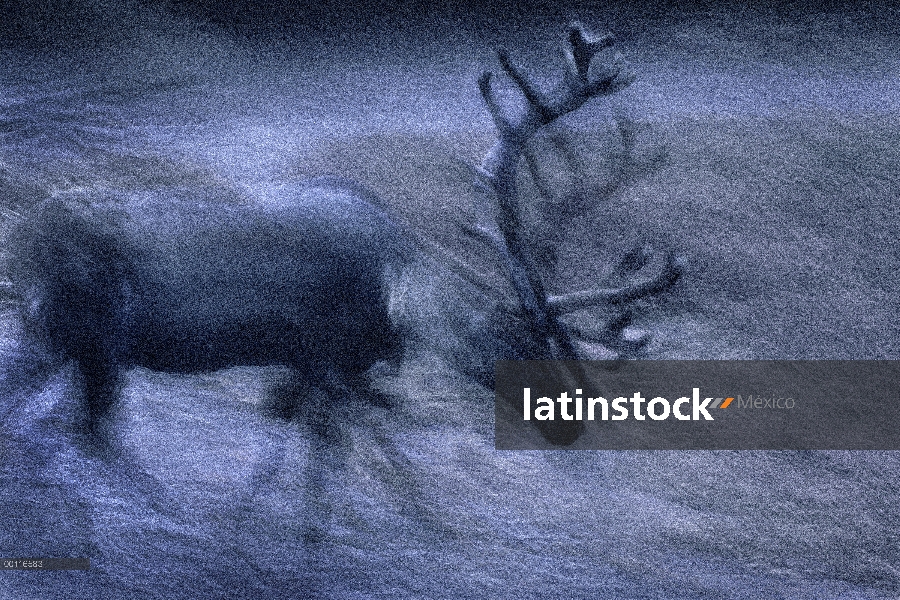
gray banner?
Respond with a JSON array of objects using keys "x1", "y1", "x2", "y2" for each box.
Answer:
[{"x1": 495, "y1": 361, "x2": 900, "y2": 449}]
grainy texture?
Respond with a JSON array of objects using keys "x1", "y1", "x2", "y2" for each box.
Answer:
[{"x1": 1, "y1": 2, "x2": 899, "y2": 599}]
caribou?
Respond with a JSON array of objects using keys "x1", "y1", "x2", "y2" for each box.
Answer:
[{"x1": 4, "y1": 23, "x2": 681, "y2": 446}]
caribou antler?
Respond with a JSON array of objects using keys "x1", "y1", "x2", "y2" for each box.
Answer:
[{"x1": 477, "y1": 22, "x2": 683, "y2": 360}]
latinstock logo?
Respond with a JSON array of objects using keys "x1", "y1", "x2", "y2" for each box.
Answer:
[
  {"x1": 520, "y1": 388, "x2": 798, "y2": 422},
  {"x1": 495, "y1": 360, "x2": 896, "y2": 450},
  {"x1": 522, "y1": 388, "x2": 735, "y2": 422}
]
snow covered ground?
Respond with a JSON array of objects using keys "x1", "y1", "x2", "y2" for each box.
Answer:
[{"x1": 1, "y1": 2, "x2": 899, "y2": 598}]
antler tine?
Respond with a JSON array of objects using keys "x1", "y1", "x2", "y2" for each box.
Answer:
[
  {"x1": 567, "y1": 310, "x2": 651, "y2": 356},
  {"x1": 547, "y1": 251, "x2": 685, "y2": 315},
  {"x1": 562, "y1": 25, "x2": 635, "y2": 105},
  {"x1": 567, "y1": 22, "x2": 616, "y2": 81},
  {"x1": 496, "y1": 48, "x2": 556, "y2": 124},
  {"x1": 478, "y1": 72, "x2": 515, "y2": 137},
  {"x1": 481, "y1": 23, "x2": 633, "y2": 168}
]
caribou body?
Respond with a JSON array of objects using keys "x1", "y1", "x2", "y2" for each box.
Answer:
[{"x1": 7, "y1": 179, "x2": 415, "y2": 435}]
